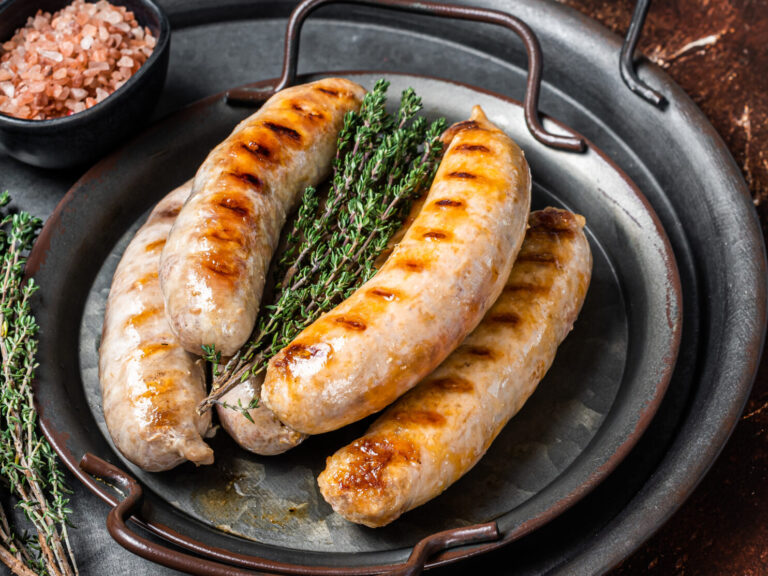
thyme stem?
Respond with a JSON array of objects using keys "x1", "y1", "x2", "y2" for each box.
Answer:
[{"x1": 0, "y1": 192, "x2": 78, "y2": 576}]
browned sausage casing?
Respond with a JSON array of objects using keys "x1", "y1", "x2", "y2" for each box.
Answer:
[
  {"x1": 262, "y1": 106, "x2": 532, "y2": 435},
  {"x1": 160, "y1": 78, "x2": 366, "y2": 356},
  {"x1": 318, "y1": 208, "x2": 592, "y2": 527},
  {"x1": 99, "y1": 182, "x2": 214, "y2": 472}
]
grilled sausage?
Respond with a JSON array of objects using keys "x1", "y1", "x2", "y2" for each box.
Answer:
[
  {"x1": 317, "y1": 208, "x2": 592, "y2": 527},
  {"x1": 99, "y1": 182, "x2": 214, "y2": 472},
  {"x1": 262, "y1": 106, "x2": 532, "y2": 435},
  {"x1": 217, "y1": 373, "x2": 306, "y2": 455},
  {"x1": 160, "y1": 78, "x2": 366, "y2": 356}
]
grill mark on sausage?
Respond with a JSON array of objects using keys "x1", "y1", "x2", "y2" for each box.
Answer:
[
  {"x1": 504, "y1": 283, "x2": 550, "y2": 294},
  {"x1": 291, "y1": 102, "x2": 324, "y2": 120},
  {"x1": 394, "y1": 258, "x2": 427, "y2": 273},
  {"x1": 333, "y1": 316, "x2": 367, "y2": 331},
  {"x1": 421, "y1": 230, "x2": 450, "y2": 241},
  {"x1": 264, "y1": 121, "x2": 302, "y2": 142},
  {"x1": 240, "y1": 141, "x2": 271, "y2": 159},
  {"x1": 154, "y1": 205, "x2": 181, "y2": 219},
  {"x1": 316, "y1": 87, "x2": 340, "y2": 96},
  {"x1": 336, "y1": 437, "x2": 417, "y2": 491},
  {"x1": 428, "y1": 376, "x2": 474, "y2": 393},
  {"x1": 206, "y1": 224, "x2": 246, "y2": 246},
  {"x1": 140, "y1": 342, "x2": 172, "y2": 357},
  {"x1": 433, "y1": 198, "x2": 464, "y2": 208},
  {"x1": 145, "y1": 239, "x2": 166, "y2": 252},
  {"x1": 530, "y1": 208, "x2": 579, "y2": 232},
  {"x1": 126, "y1": 307, "x2": 161, "y2": 328},
  {"x1": 136, "y1": 377, "x2": 179, "y2": 428},
  {"x1": 453, "y1": 120, "x2": 480, "y2": 131},
  {"x1": 489, "y1": 312, "x2": 521, "y2": 325},
  {"x1": 200, "y1": 253, "x2": 239, "y2": 277},
  {"x1": 390, "y1": 410, "x2": 446, "y2": 427},
  {"x1": 367, "y1": 287, "x2": 399, "y2": 301},
  {"x1": 461, "y1": 345, "x2": 495, "y2": 359},
  {"x1": 517, "y1": 252, "x2": 561, "y2": 267},
  {"x1": 131, "y1": 271, "x2": 158, "y2": 289},
  {"x1": 273, "y1": 342, "x2": 332, "y2": 372},
  {"x1": 454, "y1": 143, "x2": 490, "y2": 152},
  {"x1": 226, "y1": 171, "x2": 264, "y2": 192},
  {"x1": 448, "y1": 171, "x2": 477, "y2": 179}
]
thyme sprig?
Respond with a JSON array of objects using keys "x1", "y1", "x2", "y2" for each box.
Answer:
[
  {"x1": 0, "y1": 192, "x2": 78, "y2": 576},
  {"x1": 199, "y1": 80, "x2": 446, "y2": 415}
]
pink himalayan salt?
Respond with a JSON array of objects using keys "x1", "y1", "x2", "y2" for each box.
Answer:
[{"x1": 0, "y1": 0, "x2": 156, "y2": 120}]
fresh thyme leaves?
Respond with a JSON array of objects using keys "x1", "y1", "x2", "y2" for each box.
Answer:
[
  {"x1": 0, "y1": 192, "x2": 78, "y2": 576},
  {"x1": 198, "y1": 80, "x2": 447, "y2": 415}
]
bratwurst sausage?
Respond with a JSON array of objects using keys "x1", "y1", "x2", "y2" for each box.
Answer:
[
  {"x1": 318, "y1": 208, "x2": 592, "y2": 527},
  {"x1": 261, "y1": 105, "x2": 532, "y2": 435},
  {"x1": 160, "y1": 78, "x2": 366, "y2": 356},
  {"x1": 216, "y1": 374, "x2": 306, "y2": 456},
  {"x1": 99, "y1": 182, "x2": 214, "y2": 472}
]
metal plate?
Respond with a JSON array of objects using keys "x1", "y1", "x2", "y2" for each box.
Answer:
[
  {"x1": 14, "y1": 1, "x2": 765, "y2": 574},
  {"x1": 30, "y1": 71, "x2": 679, "y2": 570}
]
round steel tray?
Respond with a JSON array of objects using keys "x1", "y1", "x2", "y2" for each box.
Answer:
[{"x1": 9, "y1": 0, "x2": 765, "y2": 574}]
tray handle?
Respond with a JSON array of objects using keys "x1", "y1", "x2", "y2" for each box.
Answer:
[
  {"x1": 620, "y1": 0, "x2": 667, "y2": 107},
  {"x1": 80, "y1": 453, "x2": 500, "y2": 576},
  {"x1": 226, "y1": 0, "x2": 586, "y2": 153}
]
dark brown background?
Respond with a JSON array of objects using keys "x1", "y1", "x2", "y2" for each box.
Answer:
[{"x1": 556, "y1": 1, "x2": 768, "y2": 573}]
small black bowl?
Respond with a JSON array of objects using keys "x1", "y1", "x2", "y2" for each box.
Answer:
[{"x1": 0, "y1": 0, "x2": 170, "y2": 169}]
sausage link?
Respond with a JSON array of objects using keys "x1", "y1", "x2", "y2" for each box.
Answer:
[
  {"x1": 99, "y1": 182, "x2": 214, "y2": 472},
  {"x1": 318, "y1": 208, "x2": 592, "y2": 527},
  {"x1": 160, "y1": 78, "x2": 366, "y2": 356},
  {"x1": 262, "y1": 106, "x2": 532, "y2": 435},
  {"x1": 217, "y1": 374, "x2": 306, "y2": 456}
]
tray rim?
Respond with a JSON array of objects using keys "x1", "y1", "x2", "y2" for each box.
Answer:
[{"x1": 27, "y1": 70, "x2": 682, "y2": 573}]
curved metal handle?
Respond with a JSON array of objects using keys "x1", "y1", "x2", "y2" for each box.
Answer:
[
  {"x1": 620, "y1": 0, "x2": 667, "y2": 108},
  {"x1": 226, "y1": 0, "x2": 586, "y2": 152},
  {"x1": 79, "y1": 453, "x2": 500, "y2": 576}
]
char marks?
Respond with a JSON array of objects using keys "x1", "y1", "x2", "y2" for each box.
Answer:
[
  {"x1": 395, "y1": 258, "x2": 427, "y2": 273},
  {"x1": 421, "y1": 230, "x2": 450, "y2": 241},
  {"x1": 200, "y1": 253, "x2": 239, "y2": 277},
  {"x1": 316, "y1": 87, "x2": 340, "y2": 97},
  {"x1": 448, "y1": 171, "x2": 477, "y2": 179},
  {"x1": 428, "y1": 376, "x2": 475, "y2": 393},
  {"x1": 368, "y1": 287, "x2": 399, "y2": 301},
  {"x1": 504, "y1": 283, "x2": 550, "y2": 294},
  {"x1": 517, "y1": 252, "x2": 561, "y2": 267},
  {"x1": 263, "y1": 121, "x2": 301, "y2": 142},
  {"x1": 390, "y1": 409, "x2": 446, "y2": 427},
  {"x1": 333, "y1": 316, "x2": 367, "y2": 331},
  {"x1": 336, "y1": 437, "x2": 417, "y2": 491},
  {"x1": 240, "y1": 140, "x2": 271, "y2": 159},
  {"x1": 154, "y1": 205, "x2": 182, "y2": 220},
  {"x1": 126, "y1": 307, "x2": 160, "y2": 328},
  {"x1": 489, "y1": 312, "x2": 521, "y2": 325},
  {"x1": 461, "y1": 345, "x2": 495, "y2": 359},
  {"x1": 454, "y1": 143, "x2": 490, "y2": 153},
  {"x1": 433, "y1": 198, "x2": 464, "y2": 208},
  {"x1": 226, "y1": 171, "x2": 264, "y2": 192},
  {"x1": 145, "y1": 239, "x2": 166, "y2": 252}
]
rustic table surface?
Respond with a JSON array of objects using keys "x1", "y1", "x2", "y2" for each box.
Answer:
[
  {"x1": 1, "y1": 1, "x2": 766, "y2": 575},
  {"x1": 560, "y1": 1, "x2": 768, "y2": 574}
]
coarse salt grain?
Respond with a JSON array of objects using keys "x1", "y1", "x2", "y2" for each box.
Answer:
[{"x1": 0, "y1": 0, "x2": 157, "y2": 120}]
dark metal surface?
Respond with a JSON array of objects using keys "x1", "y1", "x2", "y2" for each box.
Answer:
[
  {"x1": 226, "y1": 0, "x2": 585, "y2": 152},
  {"x1": 0, "y1": 0, "x2": 171, "y2": 168},
  {"x1": 28, "y1": 70, "x2": 680, "y2": 574},
  {"x1": 619, "y1": 0, "x2": 666, "y2": 107},
  {"x1": 4, "y1": 1, "x2": 764, "y2": 574}
]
